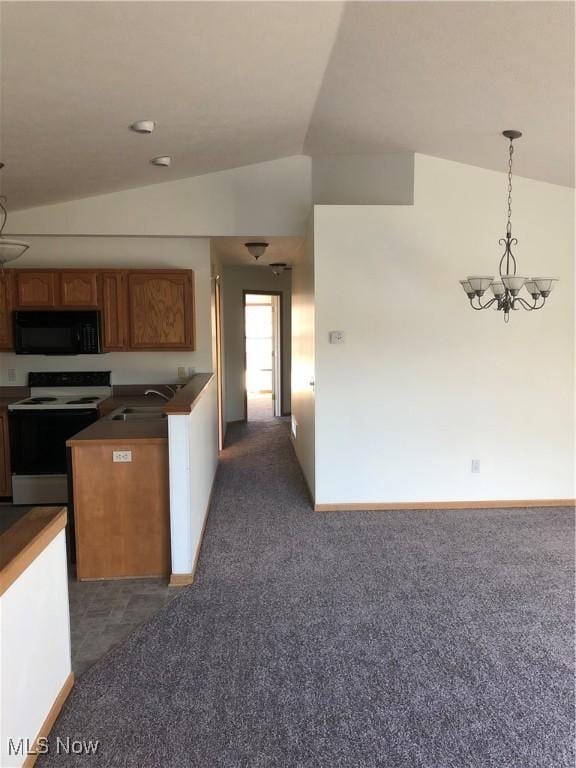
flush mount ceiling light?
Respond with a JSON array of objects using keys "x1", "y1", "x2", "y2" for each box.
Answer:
[
  {"x1": 245, "y1": 242, "x2": 269, "y2": 260},
  {"x1": 460, "y1": 131, "x2": 558, "y2": 323},
  {"x1": 270, "y1": 262, "x2": 293, "y2": 276},
  {"x1": 151, "y1": 156, "x2": 171, "y2": 167},
  {"x1": 130, "y1": 120, "x2": 156, "y2": 134},
  {"x1": 0, "y1": 163, "x2": 30, "y2": 268}
]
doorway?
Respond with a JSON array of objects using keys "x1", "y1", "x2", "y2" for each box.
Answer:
[{"x1": 243, "y1": 291, "x2": 282, "y2": 421}]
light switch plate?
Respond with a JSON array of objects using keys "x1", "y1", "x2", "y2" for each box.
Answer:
[
  {"x1": 113, "y1": 450, "x2": 132, "y2": 463},
  {"x1": 329, "y1": 330, "x2": 345, "y2": 344}
]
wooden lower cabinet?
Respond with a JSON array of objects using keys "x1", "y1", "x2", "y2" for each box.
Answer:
[
  {"x1": 0, "y1": 410, "x2": 12, "y2": 497},
  {"x1": 71, "y1": 440, "x2": 170, "y2": 579}
]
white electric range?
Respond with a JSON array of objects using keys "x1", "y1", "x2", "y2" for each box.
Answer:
[{"x1": 8, "y1": 371, "x2": 112, "y2": 504}]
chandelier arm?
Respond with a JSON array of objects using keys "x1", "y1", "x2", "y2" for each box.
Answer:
[
  {"x1": 0, "y1": 197, "x2": 7, "y2": 237},
  {"x1": 469, "y1": 296, "x2": 498, "y2": 311},
  {"x1": 498, "y1": 235, "x2": 518, "y2": 278},
  {"x1": 513, "y1": 295, "x2": 546, "y2": 312}
]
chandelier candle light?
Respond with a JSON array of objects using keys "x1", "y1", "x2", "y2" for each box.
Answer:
[{"x1": 459, "y1": 130, "x2": 558, "y2": 323}]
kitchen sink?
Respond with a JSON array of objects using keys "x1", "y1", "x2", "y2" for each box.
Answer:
[{"x1": 111, "y1": 407, "x2": 167, "y2": 421}]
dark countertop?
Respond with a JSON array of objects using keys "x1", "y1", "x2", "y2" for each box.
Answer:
[
  {"x1": 164, "y1": 374, "x2": 214, "y2": 414},
  {"x1": 1, "y1": 506, "x2": 67, "y2": 596},
  {"x1": 99, "y1": 393, "x2": 172, "y2": 412},
  {"x1": 67, "y1": 413, "x2": 168, "y2": 445},
  {"x1": 0, "y1": 505, "x2": 33, "y2": 535},
  {"x1": 0, "y1": 387, "x2": 29, "y2": 410}
]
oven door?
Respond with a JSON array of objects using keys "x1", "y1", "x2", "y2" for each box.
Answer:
[{"x1": 9, "y1": 408, "x2": 99, "y2": 475}]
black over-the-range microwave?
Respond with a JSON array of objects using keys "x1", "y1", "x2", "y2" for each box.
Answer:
[{"x1": 13, "y1": 310, "x2": 103, "y2": 355}]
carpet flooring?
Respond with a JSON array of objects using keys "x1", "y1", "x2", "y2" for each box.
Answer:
[{"x1": 39, "y1": 419, "x2": 574, "y2": 767}]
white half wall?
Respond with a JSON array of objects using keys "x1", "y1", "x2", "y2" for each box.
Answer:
[
  {"x1": 7, "y1": 156, "x2": 312, "y2": 237},
  {"x1": 313, "y1": 154, "x2": 574, "y2": 505},
  {"x1": 0, "y1": 236, "x2": 212, "y2": 385},
  {"x1": 290, "y1": 220, "x2": 316, "y2": 496},
  {"x1": 0, "y1": 530, "x2": 72, "y2": 768},
  {"x1": 168, "y1": 377, "x2": 218, "y2": 578}
]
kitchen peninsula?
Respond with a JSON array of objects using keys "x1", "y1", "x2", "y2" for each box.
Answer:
[{"x1": 67, "y1": 374, "x2": 215, "y2": 582}]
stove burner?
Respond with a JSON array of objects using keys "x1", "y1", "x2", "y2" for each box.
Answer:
[
  {"x1": 22, "y1": 397, "x2": 58, "y2": 404},
  {"x1": 66, "y1": 397, "x2": 100, "y2": 404}
]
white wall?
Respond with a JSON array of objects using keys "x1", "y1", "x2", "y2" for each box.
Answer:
[
  {"x1": 312, "y1": 153, "x2": 414, "y2": 205},
  {"x1": 8, "y1": 156, "x2": 311, "y2": 237},
  {"x1": 1, "y1": 530, "x2": 71, "y2": 768},
  {"x1": 0, "y1": 236, "x2": 213, "y2": 385},
  {"x1": 290, "y1": 221, "x2": 316, "y2": 496},
  {"x1": 313, "y1": 154, "x2": 574, "y2": 505},
  {"x1": 221, "y1": 266, "x2": 292, "y2": 422},
  {"x1": 169, "y1": 377, "x2": 218, "y2": 578}
]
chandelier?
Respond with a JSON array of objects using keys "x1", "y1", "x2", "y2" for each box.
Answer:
[
  {"x1": 0, "y1": 163, "x2": 30, "y2": 268},
  {"x1": 459, "y1": 130, "x2": 557, "y2": 322}
]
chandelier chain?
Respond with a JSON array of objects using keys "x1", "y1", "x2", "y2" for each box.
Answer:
[{"x1": 506, "y1": 139, "x2": 514, "y2": 236}]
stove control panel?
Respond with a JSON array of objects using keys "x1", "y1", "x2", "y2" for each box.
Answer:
[{"x1": 28, "y1": 371, "x2": 112, "y2": 387}]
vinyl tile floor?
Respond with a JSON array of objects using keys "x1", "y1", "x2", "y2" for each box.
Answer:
[{"x1": 68, "y1": 576, "x2": 178, "y2": 676}]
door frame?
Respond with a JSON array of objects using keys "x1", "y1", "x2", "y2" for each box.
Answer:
[
  {"x1": 214, "y1": 275, "x2": 224, "y2": 450},
  {"x1": 242, "y1": 290, "x2": 284, "y2": 422}
]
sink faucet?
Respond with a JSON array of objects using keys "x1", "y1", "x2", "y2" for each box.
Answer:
[{"x1": 144, "y1": 389, "x2": 171, "y2": 402}]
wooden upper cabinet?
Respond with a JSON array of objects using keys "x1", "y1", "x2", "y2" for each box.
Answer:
[
  {"x1": 101, "y1": 272, "x2": 127, "y2": 350},
  {"x1": 127, "y1": 271, "x2": 195, "y2": 349},
  {"x1": 60, "y1": 271, "x2": 99, "y2": 308},
  {"x1": 0, "y1": 271, "x2": 14, "y2": 350},
  {"x1": 15, "y1": 271, "x2": 57, "y2": 308}
]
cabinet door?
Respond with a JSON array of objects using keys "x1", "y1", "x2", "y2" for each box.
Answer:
[
  {"x1": 101, "y1": 272, "x2": 127, "y2": 350},
  {"x1": 0, "y1": 271, "x2": 14, "y2": 350},
  {"x1": 0, "y1": 410, "x2": 11, "y2": 497},
  {"x1": 60, "y1": 271, "x2": 99, "y2": 307},
  {"x1": 15, "y1": 271, "x2": 57, "y2": 308},
  {"x1": 127, "y1": 271, "x2": 194, "y2": 349}
]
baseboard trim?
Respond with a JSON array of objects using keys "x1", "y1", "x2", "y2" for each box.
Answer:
[
  {"x1": 169, "y1": 464, "x2": 219, "y2": 588},
  {"x1": 23, "y1": 672, "x2": 74, "y2": 768},
  {"x1": 315, "y1": 499, "x2": 576, "y2": 512},
  {"x1": 169, "y1": 572, "x2": 194, "y2": 587},
  {"x1": 226, "y1": 419, "x2": 246, "y2": 427}
]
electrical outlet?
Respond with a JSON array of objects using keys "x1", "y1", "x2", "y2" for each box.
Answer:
[
  {"x1": 188, "y1": 366, "x2": 196, "y2": 377},
  {"x1": 471, "y1": 459, "x2": 481, "y2": 474},
  {"x1": 329, "y1": 330, "x2": 345, "y2": 344},
  {"x1": 113, "y1": 450, "x2": 132, "y2": 463},
  {"x1": 7, "y1": 368, "x2": 16, "y2": 384},
  {"x1": 177, "y1": 366, "x2": 187, "y2": 380}
]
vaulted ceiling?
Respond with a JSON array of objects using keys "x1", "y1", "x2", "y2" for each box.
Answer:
[{"x1": 1, "y1": 1, "x2": 573, "y2": 210}]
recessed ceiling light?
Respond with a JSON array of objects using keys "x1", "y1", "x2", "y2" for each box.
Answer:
[
  {"x1": 151, "y1": 156, "x2": 171, "y2": 167},
  {"x1": 130, "y1": 120, "x2": 156, "y2": 134}
]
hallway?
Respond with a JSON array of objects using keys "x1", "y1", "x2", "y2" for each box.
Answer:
[{"x1": 41, "y1": 420, "x2": 573, "y2": 767}]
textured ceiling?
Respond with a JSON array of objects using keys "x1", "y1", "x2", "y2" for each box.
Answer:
[{"x1": 1, "y1": 1, "x2": 573, "y2": 210}]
